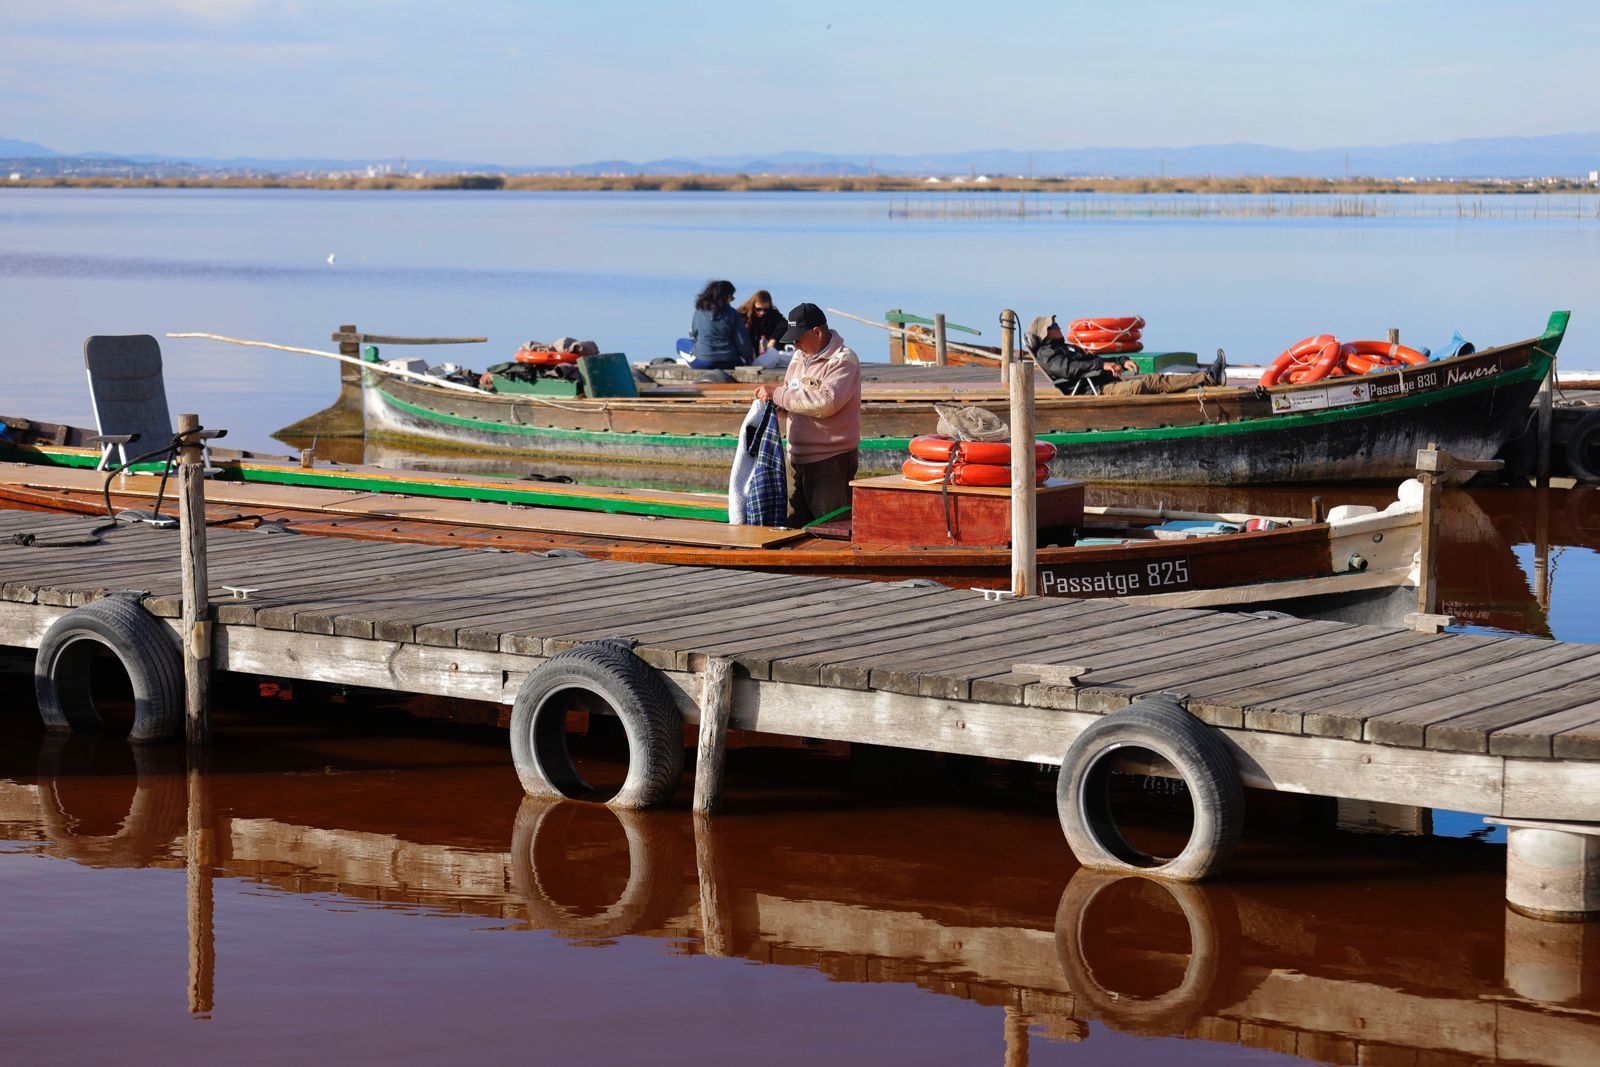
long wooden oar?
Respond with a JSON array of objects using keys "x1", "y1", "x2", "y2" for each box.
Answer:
[
  {"x1": 825, "y1": 309, "x2": 998, "y2": 359},
  {"x1": 166, "y1": 332, "x2": 485, "y2": 396}
]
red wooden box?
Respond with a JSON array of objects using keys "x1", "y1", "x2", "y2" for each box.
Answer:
[{"x1": 850, "y1": 475, "x2": 1085, "y2": 547}]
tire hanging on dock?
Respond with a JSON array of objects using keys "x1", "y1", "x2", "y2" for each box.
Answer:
[
  {"x1": 510, "y1": 639, "x2": 685, "y2": 809},
  {"x1": 34, "y1": 595, "x2": 184, "y2": 743},
  {"x1": 1056, "y1": 694, "x2": 1242, "y2": 881},
  {"x1": 1564, "y1": 410, "x2": 1600, "y2": 483}
]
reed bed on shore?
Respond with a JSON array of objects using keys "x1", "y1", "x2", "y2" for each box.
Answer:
[
  {"x1": 9, "y1": 173, "x2": 1600, "y2": 203},
  {"x1": 888, "y1": 192, "x2": 1600, "y2": 221}
]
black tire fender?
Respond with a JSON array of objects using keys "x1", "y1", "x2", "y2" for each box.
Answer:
[
  {"x1": 1057, "y1": 694, "x2": 1243, "y2": 881},
  {"x1": 510, "y1": 639, "x2": 684, "y2": 809},
  {"x1": 509, "y1": 796, "x2": 688, "y2": 940},
  {"x1": 1564, "y1": 410, "x2": 1600, "y2": 483},
  {"x1": 35, "y1": 597, "x2": 184, "y2": 743}
]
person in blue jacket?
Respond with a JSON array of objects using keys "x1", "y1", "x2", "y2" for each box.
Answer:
[{"x1": 687, "y1": 279, "x2": 752, "y2": 369}]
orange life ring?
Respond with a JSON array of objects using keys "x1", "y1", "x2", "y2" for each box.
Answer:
[
  {"x1": 1069, "y1": 316, "x2": 1145, "y2": 334},
  {"x1": 1069, "y1": 327, "x2": 1142, "y2": 346},
  {"x1": 902, "y1": 458, "x2": 1049, "y2": 486},
  {"x1": 1072, "y1": 338, "x2": 1144, "y2": 355},
  {"x1": 1259, "y1": 334, "x2": 1338, "y2": 387},
  {"x1": 1338, "y1": 340, "x2": 1428, "y2": 374},
  {"x1": 907, "y1": 435, "x2": 1057, "y2": 465},
  {"x1": 515, "y1": 347, "x2": 578, "y2": 366}
]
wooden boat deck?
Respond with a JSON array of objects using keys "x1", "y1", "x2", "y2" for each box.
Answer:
[
  {"x1": 3, "y1": 507, "x2": 1599, "y2": 779},
  {"x1": 0, "y1": 463, "x2": 798, "y2": 549}
]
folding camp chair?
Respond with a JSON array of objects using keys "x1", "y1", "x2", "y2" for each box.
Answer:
[
  {"x1": 1068, "y1": 377, "x2": 1101, "y2": 396},
  {"x1": 84, "y1": 334, "x2": 177, "y2": 471}
]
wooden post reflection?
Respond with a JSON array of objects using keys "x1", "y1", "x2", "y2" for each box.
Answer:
[
  {"x1": 693, "y1": 814, "x2": 731, "y2": 959},
  {"x1": 186, "y1": 755, "x2": 215, "y2": 1016},
  {"x1": 1003, "y1": 1004, "x2": 1031, "y2": 1067},
  {"x1": 1534, "y1": 487, "x2": 1552, "y2": 612}
]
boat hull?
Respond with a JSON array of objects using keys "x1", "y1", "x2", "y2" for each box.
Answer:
[
  {"x1": 0, "y1": 463, "x2": 1420, "y2": 623},
  {"x1": 359, "y1": 318, "x2": 1562, "y2": 486}
]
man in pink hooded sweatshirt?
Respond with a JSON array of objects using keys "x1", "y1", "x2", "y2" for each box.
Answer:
[{"x1": 754, "y1": 303, "x2": 862, "y2": 527}]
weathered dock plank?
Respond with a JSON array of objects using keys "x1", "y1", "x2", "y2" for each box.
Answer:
[{"x1": 4, "y1": 509, "x2": 1600, "y2": 826}]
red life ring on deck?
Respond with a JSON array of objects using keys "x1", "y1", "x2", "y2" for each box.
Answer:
[
  {"x1": 1338, "y1": 339, "x2": 1429, "y2": 374},
  {"x1": 1070, "y1": 327, "x2": 1143, "y2": 346},
  {"x1": 515, "y1": 347, "x2": 578, "y2": 366},
  {"x1": 1259, "y1": 334, "x2": 1339, "y2": 387},
  {"x1": 1069, "y1": 317, "x2": 1145, "y2": 334},
  {"x1": 902, "y1": 458, "x2": 1050, "y2": 486},
  {"x1": 907, "y1": 435, "x2": 1057, "y2": 465},
  {"x1": 1073, "y1": 338, "x2": 1145, "y2": 355}
]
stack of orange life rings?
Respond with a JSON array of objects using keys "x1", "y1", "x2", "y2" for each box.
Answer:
[
  {"x1": 514, "y1": 344, "x2": 579, "y2": 366},
  {"x1": 1068, "y1": 316, "x2": 1145, "y2": 355},
  {"x1": 903, "y1": 435, "x2": 1055, "y2": 487},
  {"x1": 1258, "y1": 334, "x2": 1428, "y2": 387}
]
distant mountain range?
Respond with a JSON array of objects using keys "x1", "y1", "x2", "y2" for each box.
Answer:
[{"x1": 5, "y1": 132, "x2": 1599, "y2": 179}]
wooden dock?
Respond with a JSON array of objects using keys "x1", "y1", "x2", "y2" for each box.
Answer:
[{"x1": 4, "y1": 505, "x2": 1600, "y2": 912}]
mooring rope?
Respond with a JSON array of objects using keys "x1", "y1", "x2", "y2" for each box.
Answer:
[{"x1": 8, "y1": 424, "x2": 263, "y2": 548}]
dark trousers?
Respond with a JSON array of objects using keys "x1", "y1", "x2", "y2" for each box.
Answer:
[{"x1": 788, "y1": 450, "x2": 858, "y2": 527}]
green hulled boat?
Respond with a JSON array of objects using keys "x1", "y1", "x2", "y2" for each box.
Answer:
[{"x1": 350, "y1": 313, "x2": 1566, "y2": 487}]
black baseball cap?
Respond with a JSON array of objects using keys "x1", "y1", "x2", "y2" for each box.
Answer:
[{"x1": 778, "y1": 302, "x2": 828, "y2": 345}]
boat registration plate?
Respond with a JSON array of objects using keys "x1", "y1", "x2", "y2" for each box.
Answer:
[{"x1": 1038, "y1": 557, "x2": 1193, "y2": 598}]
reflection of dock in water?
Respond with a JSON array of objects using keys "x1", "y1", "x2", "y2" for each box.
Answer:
[{"x1": 5, "y1": 735, "x2": 1597, "y2": 1066}]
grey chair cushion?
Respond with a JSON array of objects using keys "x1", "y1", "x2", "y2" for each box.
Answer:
[{"x1": 84, "y1": 335, "x2": 172, "y2": 454}]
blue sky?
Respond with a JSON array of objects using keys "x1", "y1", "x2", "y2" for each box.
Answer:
[{"x1": 2, "y1": 0, "x2": 1597, "y2": 162}]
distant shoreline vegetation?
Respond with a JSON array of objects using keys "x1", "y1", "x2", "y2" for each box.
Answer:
[{"x1": 4, "y1": 173, "x2": 1599, "y2": 196}]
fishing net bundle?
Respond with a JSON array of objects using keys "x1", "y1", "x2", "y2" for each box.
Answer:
[{"x1": 934, "y1": 403, "x2": 1010, "y2": 442}]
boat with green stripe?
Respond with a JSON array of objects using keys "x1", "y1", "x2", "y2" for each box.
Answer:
[{"x1": 357, "y1": 313, "x2": 1566, "y2": 486}]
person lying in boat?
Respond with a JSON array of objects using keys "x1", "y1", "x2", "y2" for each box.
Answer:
[
  {"x1": 688, "y1": 279, "x2": 754, "y2": 369},
  {"x1": 753, "y1": 303, "x2": 862, "y2": 526},
  {"x1": 1025, "y1": 315, "x2": 1226, "y2": 396}
]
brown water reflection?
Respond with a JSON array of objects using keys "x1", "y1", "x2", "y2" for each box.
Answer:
[{"x1": 2, "y1": 700, "x2": 1597, "y2": 1066}]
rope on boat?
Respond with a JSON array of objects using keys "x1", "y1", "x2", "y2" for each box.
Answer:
[
  {"x1": 9, "y1": 427, "x2": 269, "y2": 549},
  {"x1": 825, "y1": 309, "x2": 998, "y2": 359}
]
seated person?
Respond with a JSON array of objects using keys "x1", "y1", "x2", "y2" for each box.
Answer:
[
  {"x1": 688, "y1": 279, "x2": 753, "y2": 369},
  {"x1": 1025, "y1": 315, "x2": 1226, "y2": 396}
]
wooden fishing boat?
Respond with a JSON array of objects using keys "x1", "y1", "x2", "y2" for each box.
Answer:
[
  {"x1": 0, "y1": 441, "x2": 1425, "y2": 618},
  {"x1": 352, "y1": 312, "x2": 1567, "y2": 486}
]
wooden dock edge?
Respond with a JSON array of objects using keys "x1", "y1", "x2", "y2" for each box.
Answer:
[{"x1": 4, "y1": 600, "x2": 1597, "y2": 824}]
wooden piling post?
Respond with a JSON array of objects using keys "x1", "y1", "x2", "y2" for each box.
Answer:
[
  {"x1": 336, "y1": 323, "x2": 361, "y2": 385},
  {"x1": 999, "y1": 306, "x2": 1015, "y2": 386},
  {"x1": 692, "y1": 656, "x2": 733, "y2": 815},
  {"x1": 1415, "y1": 443, "x2": 1441, "y2": 615},
  {"x1": 934, "y1": 313, "x2": 948, "y2": 366},
  {"x1": 886, "y1": 309, "x2": 905, "y2": 364},
  {"x1": 1006, "y1": 311, "x2": 1037, "y2": 597},
  {"x1": 177, "y1": 413, "x2": 211, "y2": 746}
]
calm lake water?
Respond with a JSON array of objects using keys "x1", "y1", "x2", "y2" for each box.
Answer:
[{"x1": 3, "y1": 189, "x2": 1600, "y2": 1064}]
